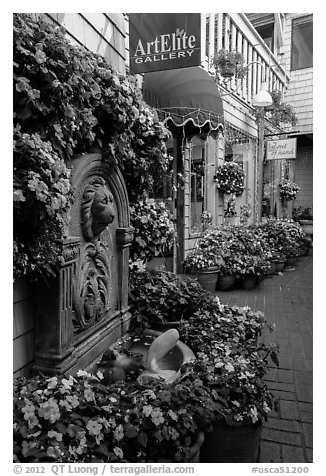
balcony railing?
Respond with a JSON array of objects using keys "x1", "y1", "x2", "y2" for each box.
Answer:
[{"x1": 205, "y1": 13, "x2": 289, "y2": 108}]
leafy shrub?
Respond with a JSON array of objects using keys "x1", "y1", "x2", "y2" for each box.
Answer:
[
  {"x1": 130, "y1": 200, "x2": 174, "y2": 264},
  {"x1": 256, "y1": 218, "x2": 307, "y2": 259},
  {"x1": 13, "y1": 13, "x2": 171, "y2": 279},
  {"x1": 196, "y1": 226, "x2": 270, "y2": 278},
  {"x1": 129, "y1": 268, "x2": 208, "y2": 328}
]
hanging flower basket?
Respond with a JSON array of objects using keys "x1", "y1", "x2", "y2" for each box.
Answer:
[
  {"x1": 214, "y1": 161, "x2": 245, "y2": 196},
  {"x1": 279, "y1": 179, "x2": 300, "y2": 202}
]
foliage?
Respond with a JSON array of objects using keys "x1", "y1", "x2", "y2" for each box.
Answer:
[
  {"x1": 13, "y1": 126, "x2": 73, "y2": 278},
  {"x1": 178, "y1": 302, "x2": 279, "y2": 425},
  {"x1": 256, "y1": 218, "x2": 307, "y2": 259},
  {"x1": 214, "y1": 161, "x2": 245, "y2": 196},
  {"x1": 130, "y1": 199, "x2": 175, "y2": 264},
  {"x1": 279, "y1": 179, "x2": 300, "y2": 202},
  {"x1": 240, "y1": 203, "x2": 253, "y2": 225},
  {"x1": 13, "y1": 13, "x2": 170, "y2": 279},
  {"x1": 293, "y1": 207, "x2": 313, "y2": 222},
  {"x1": 213, "y1": 49, "x2": 248, "y2": 79},
  {"x1": 129, "y1": 268, "x2": 209, "y2": 328},
  {"x1": 197, "y1": 226, "x2": 271, "y2": 278},
  {"x1": 269, "y1": 102, "x2": 297, "y2": 128},
  {"x1": 183, "y1": 248, "x2": 224, "y2": 273},
  {"x1": 253, "y1": 89, "x2": 297, "y2": 129},
  {"x1": 13, "y1": 369, "x2": 215, "y2": 463}
]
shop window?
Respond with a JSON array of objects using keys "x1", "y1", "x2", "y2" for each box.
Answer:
[
  {"x1": 291, "y1": 15, "x2": 313, "y2": 71},
  {"x1": 190, "y1": 145, "x2": 205, "y2": 234}
]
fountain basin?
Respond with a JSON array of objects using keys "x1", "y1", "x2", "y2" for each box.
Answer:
[{"x1": 97, "y1": 328, "x2": 195, "y2": 384}]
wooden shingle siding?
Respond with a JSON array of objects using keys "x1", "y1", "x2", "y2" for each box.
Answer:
[
  {"x1": 45, "y1": 13, "x2": 126, "y2": 73},
  {"x1": 13, "y1": 279, "x2": 36, "y2": 377},
  {"x1": 282, "y1": 14, "x2": 313, "y2": 134}
]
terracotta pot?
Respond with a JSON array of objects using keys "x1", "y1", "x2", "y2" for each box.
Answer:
[
  {"x1": 239, "y1": 275, "x2": 257, "y2": 290},
  {"x1": 158, "y1": 431, "x2": 205, "y2": 463},
  {"x1": 196, "y1": 267, "x2": 219, "y2": 293},
  {"x1": 216, "y1": 275, "x2": 236, "y2": 291},
  {"x1": 200, "y1": 422, "x2": 262, "y2": 463}
]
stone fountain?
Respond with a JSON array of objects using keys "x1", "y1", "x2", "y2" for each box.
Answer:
[{"x1": 33, "y1": 153, "x2": 133, "y2": 375}]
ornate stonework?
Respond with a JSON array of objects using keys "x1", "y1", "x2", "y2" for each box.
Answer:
[{"x1": 81, "y1": 177, "x2": 116, "y2": 241}]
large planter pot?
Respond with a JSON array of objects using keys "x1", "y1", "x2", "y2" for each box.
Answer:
[
  {"x1": 158, "y1": 431, "x2": 205, "y2": 463},
  {"x1": 275, "y1": 260, "x2": 286, "y2": 273},
  {"x1": 196, "y1": 267, "x2": 219, "y2": 293},
  {"x1": 238, "y1": 275, "x2": 257, "y2": 290},
  {"x1": 216, "y1": 275, "x2": 236, "y2": 291},
  {"x1": 200, "y1": 422, "x2": 262, "y2": 463}
]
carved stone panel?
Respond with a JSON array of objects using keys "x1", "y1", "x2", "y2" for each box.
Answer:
[{"x1": 34, "y1": 153, "x2": 134, "y2": 375}]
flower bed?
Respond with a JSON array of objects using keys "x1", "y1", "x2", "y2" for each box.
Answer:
[{"x1": 13, "y1": 370, "x2": 215, "y2": 463}]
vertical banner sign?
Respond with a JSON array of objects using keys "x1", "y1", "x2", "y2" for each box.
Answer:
[
  {"x1": 129, "y1": 13, "x2": 201, "y2": 74},
  {"x1": 266, "y1": 138, "x2": 297, "y2": 160}
]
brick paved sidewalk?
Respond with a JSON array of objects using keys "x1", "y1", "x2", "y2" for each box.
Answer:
[{"x1": 216, "y1": 254, "x2": 313, "y2": 463}]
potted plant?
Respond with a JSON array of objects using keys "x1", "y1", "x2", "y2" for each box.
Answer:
[
  {"x1": 213, "y1": 49, "x2": 247, "y2": 79},
  {"x1": 13, "y1": 368, "x2": 216, "y2": 463},
  {"x1": 183, "y1": 246, "x2": 225, "y2": 293},
  {"x1": 129, "y1": 267, "x2": 207, "y2": 330},
  {"x1": 130, "y1": 199, "x2": 174, "y2": 267},
  {"x1": 178, "y1": 307, "x2": 279, "y2": 463}
]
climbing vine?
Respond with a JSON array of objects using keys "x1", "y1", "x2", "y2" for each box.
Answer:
[{"x1": 13, "y1": 13, "x2": 170, "y2": 279}]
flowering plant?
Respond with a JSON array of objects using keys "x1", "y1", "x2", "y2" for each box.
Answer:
[
  {"x1": 214, "y1": 161, "x2": 245, "y2": 196},
  {"x1": 198, "y1": 226, "x2": 270, "y2": 278},
  {"x1": 183, "y1": 248, "x2": 224, "y2": 273},
  {"x1": 178, "y1": 304, "x2": 279, "y2": 425},
  {"x1": 279, "y1": 179, "x2": 300, "y2": 201},
  {"x1": 129, "y1": 267, "x2": 208, "y2": 328},
  {"x1": 13, "y1": 13, "x2": 170, "y2": 279},
  {"x1": 130, "y1": 199, "x2": 174, "y2": 264},
  {"x1": 256, "y1": 218, "x2": 307, "y2": 259},
  {"x1": 13, "y1": 369, "x2": 216, "y2": 463},
  {"x1": 213, "y1": 49, "x2": 248, "y2": 79}
]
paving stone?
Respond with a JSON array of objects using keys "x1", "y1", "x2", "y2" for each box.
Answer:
[
  {"x1": 278, "y1": 369, "x2": 294, "y2": 384},
  {"x1": 265, "y1": 417, "x2": 300, "y2": 433},
  {"x1": 262, "y1": 428, "x2": 302, "y2": 446},
  {"x1": 267, "y1": 381, "x2": 296, "y2": 393},
  {"x1": 282, "y1": 445, "x2": 305, "y2": 463},
  {"x1": 303, "y1": 423, "x2": 313, "y2": 448},
  {"x1": 259, "y1": 440, "x2": 282, "y2": 462},
  {"x1": 305, "y1": 448, "x2": 313, "y2": 463},
  {"x1": 279, "y1": 399, "x2": 299, "y2": 419},
  {"x1": 273, "y1": 390, "x2": 296, "y2": 402}
]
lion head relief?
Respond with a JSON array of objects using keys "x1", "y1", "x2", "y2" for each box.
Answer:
[{"x1": 81, "y1": 177, "x2": 116, "y2": 241}]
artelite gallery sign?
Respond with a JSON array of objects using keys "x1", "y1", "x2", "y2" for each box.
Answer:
[
  {"x1": 128, "y1": 13, "x2": 201, "y2": 74},
  {"x1": 266, "y1": 138, "x2": 297, "y2": 160}
]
